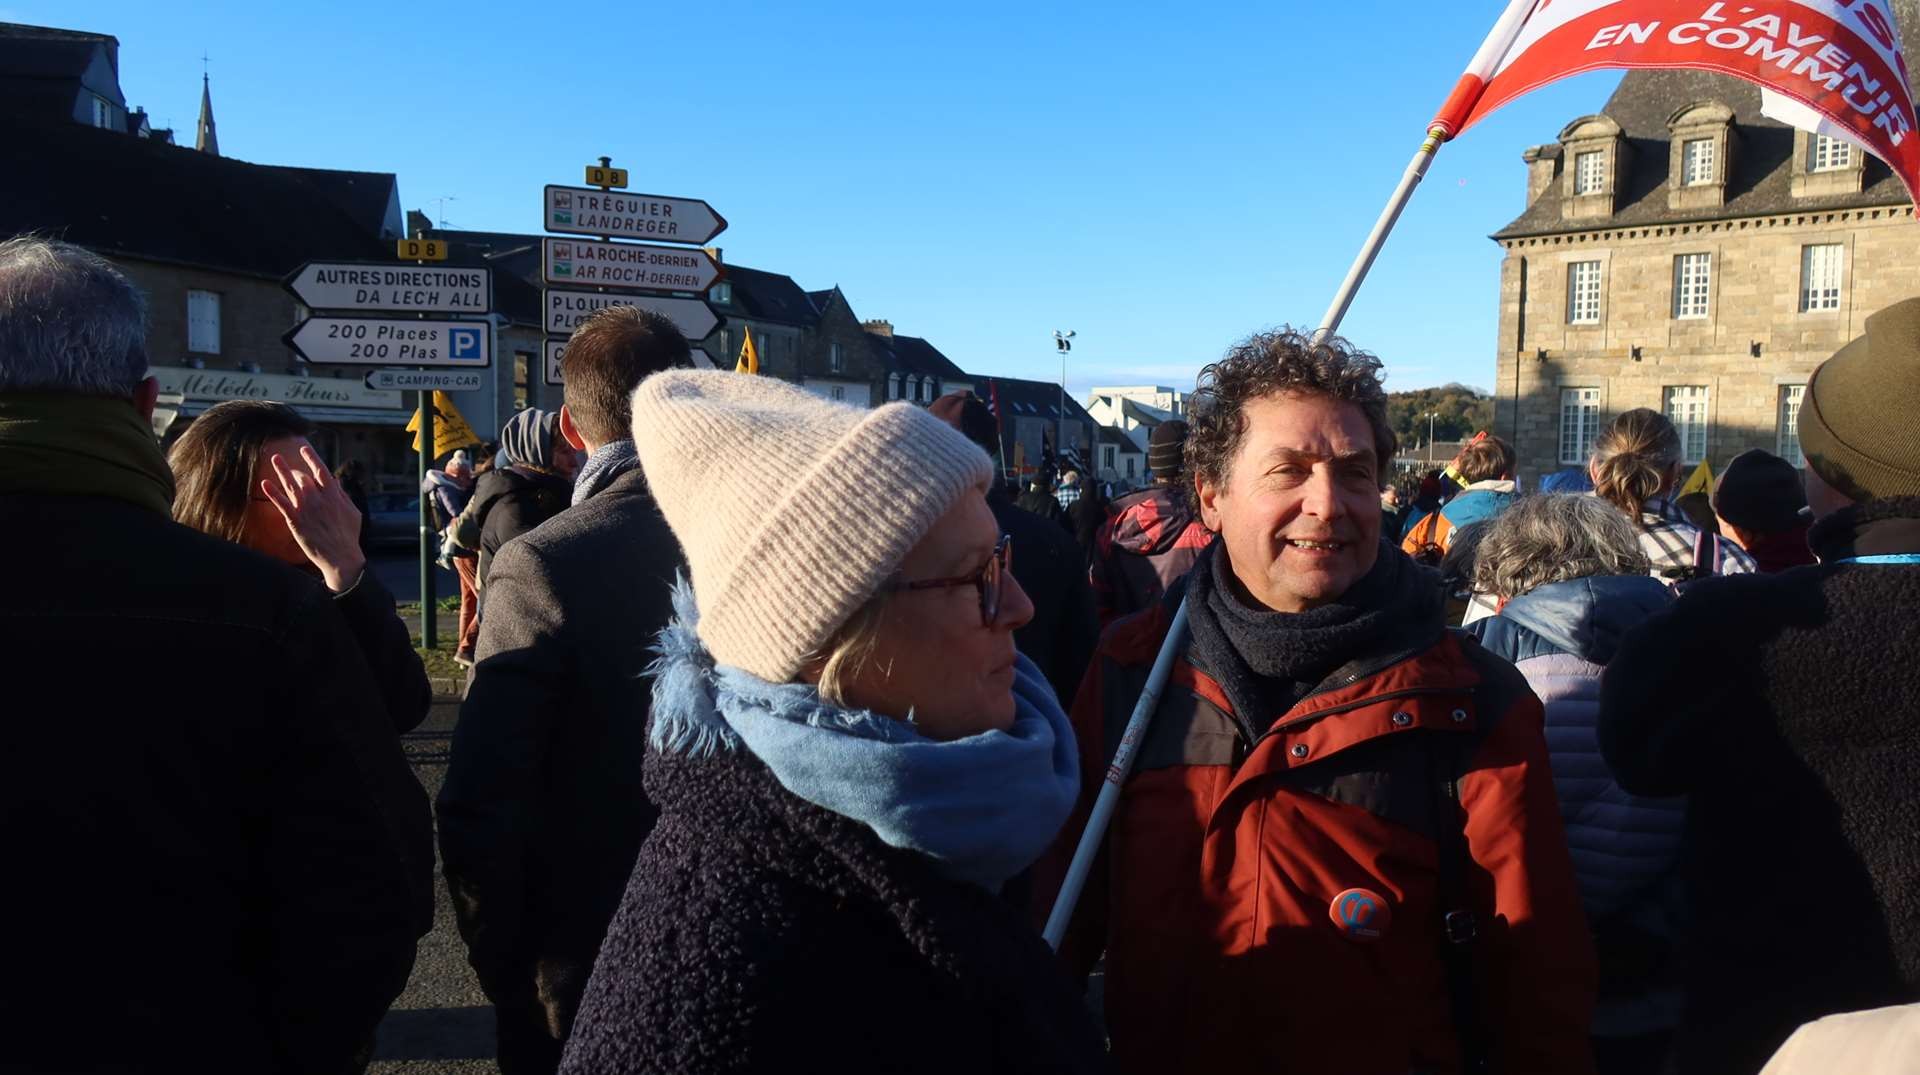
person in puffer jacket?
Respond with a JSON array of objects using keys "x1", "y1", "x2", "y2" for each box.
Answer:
[{"x1": 1467, "y1": 493, "x2": 1684, "y2": 1075}]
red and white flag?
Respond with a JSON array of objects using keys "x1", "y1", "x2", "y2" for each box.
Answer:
[{"x1": 1431, "y1": 0, "x2": 1920, "y2": 203}]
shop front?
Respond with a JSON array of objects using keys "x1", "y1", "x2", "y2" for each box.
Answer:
[{"x1": 151, "y1": 366, "x2": 416, "y2": 491}]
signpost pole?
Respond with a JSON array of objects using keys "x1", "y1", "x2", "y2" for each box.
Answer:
[{"x1": 418, "y1": 387, "x2": 437, "y2": 650}]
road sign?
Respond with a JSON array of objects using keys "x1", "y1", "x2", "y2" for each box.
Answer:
[
  {"x1": 286, "y1": 262, "x2": 491, "y2": 314},
  {"x1": 542, "y1": 238, "x2": 722, "y2": 293},
  {"x1": 585, "y1": 164, "x2": 629, "y2": 188},
  {"x1": 543, "y1": 185, "x2": 727, "y2": 245},
  {"x1": 285, "y1": 317, "x2": 492, "y2": 367},
  {"x1": 543, "y1": 288, "x2": 720, "y2": 339},
  {"x1": 543, "y1": 336, "x2": 716, "y2": 385},
  {"x1": 365, "y1": 368, "x2": 486, "y2": 392},
  {"x1": 396, "y1": 238, "x2": 448, "y2": 261}
]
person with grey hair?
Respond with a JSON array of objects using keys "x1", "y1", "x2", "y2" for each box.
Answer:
[
  {"x1": 0, "y1": 235, "x2": 433, "y2": 1073},
  {"x1": 1466, "y1": 493, "x2": 1682, "y2": 1075}
]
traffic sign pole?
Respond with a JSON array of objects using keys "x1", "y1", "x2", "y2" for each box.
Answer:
[{"x1": 418, "y1": 386, "x2": 435, "y2": 650}]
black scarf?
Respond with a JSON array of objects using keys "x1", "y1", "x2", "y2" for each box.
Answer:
[
  {"x1": 1185, "y1": 539, "x2": 1442, "y2": 735},
  {"x1": 1808, "y1": 497, "x2": 1920, "y2": 562}
]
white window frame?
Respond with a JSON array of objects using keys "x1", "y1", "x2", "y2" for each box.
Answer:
[
  {"x1": 1673, "y1": 253, "x2": 1711, "y2": 319},
  {"x1": 830, "y1": 385, "x2": 845, "y2": 402},
  {"x1": 187, "y1": 289, "x2": 221, "y2": 355},
  {"x1": 1574, "y1": 150, "x2": 1606, "y2": 195},
  {"x1": 92, "y1": 95, "x2": 115, "y2": 129},
  {"x1": 1664, "y1": 385, "x2": 1711, "y2": 464},
  {"x1": 1567, "y1": 260, "x2": 1602, "y2": 325},
  {"x1": 829, "y1": 342, "x2": 843, "y2": 372},
  {"x1": 1682, "y1": 138, "x2": 1716, "y2": 185},
  {"x1": 1559, "y1": 387, "x2": 1601, "y2": 466},
  {"x1": 1778, "y1": 385, "x2": 1807, "y2": 468},
  {"x1": 1811, "y1": 134, "x2": 1854, "y2": 172},
  {"x1": 710, "y1": 281, "x2": 732, "y2": 305},
  {"x1": 1102, "y1": 445, "x2": 1116, "y2": 469},
  {"x1": 1800, "y1": 243, "x2": 1843, "y2": 313}
]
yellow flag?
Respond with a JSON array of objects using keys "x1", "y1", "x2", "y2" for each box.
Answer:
[
  {"x1": 735, "y1": 325, "x2": 759, "y2": 375},
  {"x1": 407, "y1": 391, "x2": 480, "y2": 459},
  {"x1": 1678, "y1": 458, "x2": 1715, "y2": 499}
]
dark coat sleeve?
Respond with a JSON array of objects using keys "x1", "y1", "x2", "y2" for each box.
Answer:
[
  {"x1": 1051, "y1": 570, "x2": 1099, "y2": 712},
  {"x1": 333, "y1": 571, "x2": 432, "y2": 734},
  {"x1": 438, "y1": 537, "x2": 569, "y2": 1004},
  {"x1": 264, "y1": 585, "x2": 434, "y2": 1073}
]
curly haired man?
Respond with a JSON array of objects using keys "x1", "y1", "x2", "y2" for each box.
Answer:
[{"x1": 1036, "y1": 329, "x2": 1596, "y2": 1075}]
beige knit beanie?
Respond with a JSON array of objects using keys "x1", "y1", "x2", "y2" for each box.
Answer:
[{"x1": 631, "y1": 370, "x2": 993, "y2": 683}]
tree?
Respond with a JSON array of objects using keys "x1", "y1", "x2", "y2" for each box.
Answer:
[{"x1": 1385, "y1": 384, "x2": 1493, "y2": 454}]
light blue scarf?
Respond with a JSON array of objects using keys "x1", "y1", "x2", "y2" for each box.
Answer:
[
  {"x1": 572, "y1": 438, "x2": 641, "y2": 506},
  {"x1": 648, "y1": 580, "x2": 1080, "y2": 892}
]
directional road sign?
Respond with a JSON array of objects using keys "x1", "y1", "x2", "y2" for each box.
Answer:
[
  {"x1": 544, "y1": 336, "x2": 716, "y2": 385},
  {"x1": 543, "y1": 288, "x2": 720, "y2": 339},
  {"x1": 542, "y1": 238, "x2": 722, "y2": 293},
  {"x1": 543, "y1": 185, "x2": 727, "y2": 245},
  {"x1": 365, "y1": 368, "x2": 487, "y2": 392},
  {"x1": 285, "y1": 317, "x2": 492, "y2": 367},
  {"x1": 286, "y1": 262, "x2": 492, "y2": 314}
]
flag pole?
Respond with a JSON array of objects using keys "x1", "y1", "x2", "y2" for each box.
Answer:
[{"x1": 1041, "y1": 0, "x2": 1540, "y2": 952}]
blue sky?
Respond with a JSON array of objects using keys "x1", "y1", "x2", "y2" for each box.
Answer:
[{"x1": 15, "y1": 0, "x2": 1627, "y2": 398}]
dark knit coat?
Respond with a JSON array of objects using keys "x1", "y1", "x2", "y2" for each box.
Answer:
[
  {"x1": 560, "y1": 747, "x2": 1111, "y2": 1075},
  {"x1": 1598, "y1": 497, "x2": 1920, "y2": 1075}
]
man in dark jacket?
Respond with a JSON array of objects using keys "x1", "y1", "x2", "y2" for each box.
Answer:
[
  {"x1": 930, "y1": 391, "x2": 1099, "y2": 709},
  {"x1": 1090, "y1": 419, "x2": 1216, "y2": 627},
  {"x1": 439, "y1": 305, "x2": 692, "y2": 1074},
  {"x1": 0, "y1": 236, "x2": 433, "y2": 1074},
  {"x1": 1036, "y1": 328, "x2": 1595, "y2": 1074},
  {"x1": 1599, "y1": 297, "x2": 1920, "y2": 1075}
]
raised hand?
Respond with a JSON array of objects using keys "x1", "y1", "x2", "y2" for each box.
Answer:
[{"x1": 261, "y1": 444, "x2": 368, "y2": 593}]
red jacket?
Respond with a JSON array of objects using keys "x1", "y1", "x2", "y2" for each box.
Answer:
[
  {"x1": 1036, "y1": 591, "x2": 1597, "y2": 1075},
  {"x1": 1090, "y1": 485, "x2": 1215, "y2": 627}
]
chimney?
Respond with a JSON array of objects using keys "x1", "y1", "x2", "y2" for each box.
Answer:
[
  {"x1": 407, "y1": 209, "x2": 434, "y2": 239},
  {"x1": 705, "y1": 246, "x2": 723, "y2": 264},
  {"x1": 1522, "y1": 144, "x2": 1560, "y2": 206},
  {"x1": 863, "y1": 319, "x2": 894, "y2": 337}
]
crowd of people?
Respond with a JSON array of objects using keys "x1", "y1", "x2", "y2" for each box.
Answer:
[{"x1": 3, "y1": 232, "x2": 1918, "y2": 1074}]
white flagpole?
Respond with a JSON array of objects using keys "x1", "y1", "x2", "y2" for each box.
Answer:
[{"x1": 1041, "y1": 0, "x2": 1541, "y2": 952}]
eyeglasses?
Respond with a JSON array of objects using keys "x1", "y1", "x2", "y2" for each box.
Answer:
[{"x1": 884, "y1": 534, "x2": 1013, "y2": 627}]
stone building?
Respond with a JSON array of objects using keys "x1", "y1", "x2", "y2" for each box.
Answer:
[{"x1": 1491, "y1": 6, "x2": 1920, "y2": 485}]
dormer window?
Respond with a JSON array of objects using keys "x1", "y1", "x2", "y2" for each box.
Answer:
[
  {"x1": 1558, "y1": 115, "x2": 1628, "y2": 220},
  {"x1": 1682, "y1": 139, "x2": 1715, "y2": 185},
  {"x1": 1574, "y1": 151, "x2": 1605, "y2": 194},
  {"x1": 1811, "y1": 135, "x2": 1854, "y2": 172},
  {"x1": 888, "y1": 372, "x2": 901, "y2": 400}
]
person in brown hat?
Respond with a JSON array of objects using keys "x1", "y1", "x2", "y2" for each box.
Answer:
[{"x1": 1599, "y1": 297, "x2": 1920, "y2": 1075}]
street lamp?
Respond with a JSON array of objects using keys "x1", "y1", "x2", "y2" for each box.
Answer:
[
  {"x1": 1426, "y1": 411, "x2": 1438, "y2": 465},
  {"x1": 1054, "y1": 330, "x2": 1075, "y2": 478}
]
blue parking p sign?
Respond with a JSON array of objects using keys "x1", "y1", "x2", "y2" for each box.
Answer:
[{"x1": 449, "y1": 328, "x2": 483, "y2": 362}]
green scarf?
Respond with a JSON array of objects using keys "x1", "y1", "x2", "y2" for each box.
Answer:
[{"x1": 0, "y1": 393, "x2": 175, "y2": 517}]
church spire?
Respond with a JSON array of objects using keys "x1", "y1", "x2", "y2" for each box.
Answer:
[{"x1": 195, "y1": 70, "x2": 219, "y2": 156}]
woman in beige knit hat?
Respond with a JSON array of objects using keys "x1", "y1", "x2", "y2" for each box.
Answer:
[{"x1": 560, "y1": 371, "x2": 1110, "y2": 1075}]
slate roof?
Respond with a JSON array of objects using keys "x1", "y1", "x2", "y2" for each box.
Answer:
[
  {"x1": 867, "y1": 331, "x2": 969, "y2": 381},
  {"x1": 805, "y1": 288, "x2": 836, "y2": 315},
  {"x1": 973, "y1": 373, "x2": 1099, "y2": 426},
  {"x1": 420, "y1": 229, "x2": 544, "y2": 327},
  {"x1": 263, "y1": 164, "x2": 400, "y2": 238},
  {"x1": 719, "y1": 265, "x2": 819, "y2": 326},
  {"x1": 1097, "y1": 424, "x2": 1140, "y2": 451},
  {"x1": 0, "y1": 110, "x2": 392, "y2": 278},
  {"x1": 1495, "y1": 0, "x2": 1920, "y2": 239}
]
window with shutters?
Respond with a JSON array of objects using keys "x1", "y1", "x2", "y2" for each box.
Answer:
[
  {"x1": 187, "y1": 290, "x2": 221, "y2": 354},
  {"x1": 1800, "y1": 244, "x2": 1843, "y2": 312},
  {"x1": 1673, "y1": 253, "x2": 1711, "y2": 319},
  {"x1": 1567, "y1": 260, "x2": 1602, "y2": 324},
  {"x1": 1664, "y1": 386, "x2": 1710, "y2": 463}
]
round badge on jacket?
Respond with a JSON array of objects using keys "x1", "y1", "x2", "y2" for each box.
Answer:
[{"x1": 1330, "y1": 887, "x2": 1392, "y2": 941}]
